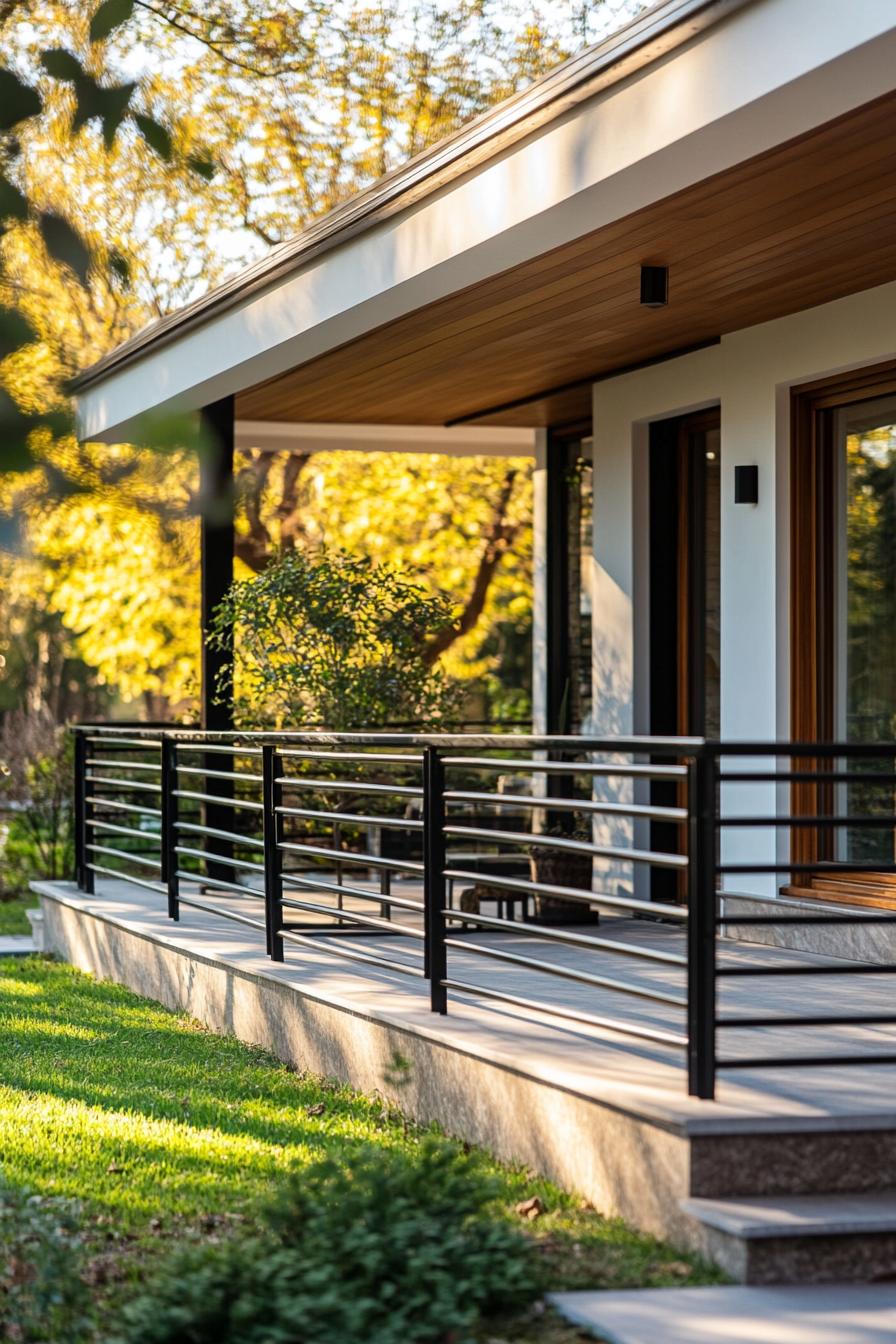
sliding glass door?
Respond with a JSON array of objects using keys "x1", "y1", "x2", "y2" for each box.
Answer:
[{"x1": 835, "y1": 398, "x2": 896, "y2": 864}]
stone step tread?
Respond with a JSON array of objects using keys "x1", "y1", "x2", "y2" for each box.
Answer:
[
  {"x1": 0, "y1": 936, "x2": 36, "y2": 957},
  {"x1": 681, "y1": 1190, "x2": 896, "y2": 1239},
  {"x1": 549, "y1": 1285, "x2": 896, "y2": 1344}
]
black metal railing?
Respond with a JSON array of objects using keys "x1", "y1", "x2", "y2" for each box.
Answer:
[{"x1": 71, "y1": 727, "x2": 896, "y2": 1100}]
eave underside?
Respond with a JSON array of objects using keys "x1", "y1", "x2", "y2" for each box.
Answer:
[{"x1": 234, "y1": 92, "x2": 896, "y2": 430}]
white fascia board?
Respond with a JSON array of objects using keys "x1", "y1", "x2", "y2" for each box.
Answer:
[
  {"x1": 234, "y1": 421, "x2": 536, "y2": 457},
  {"x1": 77, "y1": 0, "x2": 896, "y2": 443}
]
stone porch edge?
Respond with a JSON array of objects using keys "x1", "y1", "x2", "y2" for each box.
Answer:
[{"x1": 29, "y1": 882, "x2": 896, "y2": 1139}]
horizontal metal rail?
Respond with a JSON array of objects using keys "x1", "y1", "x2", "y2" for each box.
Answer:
[
  {"x1": 443, "y1": 823, "x2": 688, "y2": 870},
  {"x1": 442, "y1": 756, "x2": 688, "y2": 778},
  {"x1": 87, "y1": 819, "x2": 155, "y2": 843},
  {"x1": 176, "y1": 892, "x2": 268, "y2": 931},
  {"x1": 177, "y1": 820, "x2": 264, "y2": 848},
  {"x1": 719, "y1": 771, "x2": 896, "y2": 784},
  {"x1": 444, "y1": 936, "x2": 687, "y2": 1007},
  {"x1": 86, "y1": 843, "x2": 160, "y2": 870},
  {"x1": 282, "y1": 871, "x2": 424, "y2": 913},
  {"x1": 442, "y1": 979, "x2": 687, "y2": 1048},
  {"x1": 442, "y1": 866, "x2": 687, "y2": 920},
  {"x1": 86, "y1": 775, "x2": 162, "y2": 793},
  {"x1": 717, "y1": 962, "x2": 896, "y2": 976},
  {"x1": 176, "y1": 743, "x2": 262, "y2": 757},
  {"x1": 278, "y1": 839, "x2": 423, "y2": 874},
  {"x1": 717, "y1": 1053, "x2": 896, "y2": 1070},
  {"x1": 278, "y1": 925, "x2": 425, "y2": 978},
  {"x1": 718, "y1": 913, "x2": 896, "y2": 926},
  {"x1": 86, "y1": 863, "x2": 165, "y2": 895},
  {"x1": 721, "y1": 814, "x2": 896, "y2": 827},
  {"x1": 719, "y1": 861, "x2": 896, "y2": 875},
  {"x1": 87, "y1": 797, "x2": 162, "y2": 819},
  {"x1": 280, "y1": 895, "x2": 424, "y2": 938},
  {"x1": 719, "y1": 1013, "x2": 896, "y2": 1028},
  {"x1": 445, "y1": 908, "x2": 688, "y2": 965},
  {"x1": 174, "y1": 846, "x2": 265, "y2": 874},
  {"x1": 445, "y1": 790, "x2": 687, "y2": 822},
  {"x1": 176, "y1": 765, "x2": 264, "y2": 784},
  {"x1": 75, "y1": 725, "x2": 705, "y2": 751},
  {"x1": 278, "y1": 748, "x2": 423, "y2": 765},
  {"x1": 86, "y1": 758, "x2": 161, "y2": 773},
  {"x1": 172, "y1": 788, "x2": 263, "y2": 811},
  {"x1": 174, "y1": 871, "x2": 262, "y2": 898},
  {"x1": 84, "y1": 736, "x2": 161, "y2": 749},
  {"x1": 276, "y1": 777, "x2": 422, "y2": 798},
  {"x1": 276, "y1": 804, "x2": 423, "y2": 830}
]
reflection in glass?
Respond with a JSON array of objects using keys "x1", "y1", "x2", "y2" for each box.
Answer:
[{"x1": 840, "y1": 405, "x2": 896, "y2": 862}]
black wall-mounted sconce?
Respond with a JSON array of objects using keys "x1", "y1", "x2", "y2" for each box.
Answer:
[
  {"x1": 735, "y1": 464, "x2": 758, "y2": 504},
  {"x1": 640, "y1": 265, "x2": 668, "y2": 307}
]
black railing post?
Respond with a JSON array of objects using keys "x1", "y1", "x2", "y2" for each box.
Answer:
[
  {"x1": 161, "y1": 736, "x2": 179, "y2": 920},
  {"x1": 263, "y1": 744, "x2": 284, "y2": 961},
  {"x1": 73, "y1": 729, "x2": 89, "y2": 891},
  {"x1": 423, "y1": 745, "x2": 448, "y2": 1014},
  {"x1": 687, "y1": 747, "x2": 716, "y2": 1099}
]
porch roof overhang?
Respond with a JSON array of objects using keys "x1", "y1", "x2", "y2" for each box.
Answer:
[{"x1": 74, "y1": 0, "x2": 896, "y2": 442}]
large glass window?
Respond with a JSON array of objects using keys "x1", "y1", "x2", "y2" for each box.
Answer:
[{"x1": 836, "y1": 398, "x2": 896, "y2": 861}]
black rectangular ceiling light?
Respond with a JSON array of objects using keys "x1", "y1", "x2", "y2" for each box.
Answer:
[
  {"x1": 735, "y1": 464, "x2": 758, "y2": 504},
  {"x1": 640, "y1": 265, "x2": 668, "y2": 307}
]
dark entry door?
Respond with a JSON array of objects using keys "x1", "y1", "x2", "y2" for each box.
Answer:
[
  {"x1": 649, "y1": 409, "x2": 721, "y2": 899},
  {"x1": 649, "y1": 409, "x2": 721, "y2": 739}
]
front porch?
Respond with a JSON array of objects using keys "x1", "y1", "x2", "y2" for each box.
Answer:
[
  {"x1": 36, "y1": 721, "x2": 896, "y2": 1283},
  {"x1": 35, "y1": 871, "x2": 896, "y2": 1285}
]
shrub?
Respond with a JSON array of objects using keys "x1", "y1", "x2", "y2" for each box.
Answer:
[
  {"x1": 0, "y1": 1179, "x2": 92, "y2": 1343},
  {"x1": 0, "y1": 708, "x2": 73, "y2": 895},
  {"x1": 112, "y1": 1140, "x2": 538, "y2": 1344},
  {"x1": 210, "y1": 547, "x2": 462, "y2": 730}
]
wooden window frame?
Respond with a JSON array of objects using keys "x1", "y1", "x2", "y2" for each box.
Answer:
[{"x1": 790, "y1": 359, "x2": 896, "y2": 902}]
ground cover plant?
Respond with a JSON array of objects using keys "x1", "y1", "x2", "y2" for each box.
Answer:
[{"x1": 0, "y1": 958, "x2": 723, "y2": 1341}]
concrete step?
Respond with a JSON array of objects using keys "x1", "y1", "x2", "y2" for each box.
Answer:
[
  {"x1": 549, "y1": 1285, "x2": 896, "y2": 1344},
  {"x1": 681, "y1": 1191, "x2": 896, "y2": 1283},
  {"x1": 0, "y1": 935, "x2": 36, "y2": 958}
]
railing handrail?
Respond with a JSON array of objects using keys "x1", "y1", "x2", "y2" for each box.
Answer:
[
  {"x1": 76, "y1": 723, "x2": 896, "y2": 755},
  {"x1": 73, "y1": 723, "x2": 707, "y2": 753}
]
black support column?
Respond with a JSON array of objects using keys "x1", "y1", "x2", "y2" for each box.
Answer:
[
  {"x1": 199, "y1": 396, "x2": 235, "y2": 886},
  {"x1": 199, "y1": 395, "x2": 235, "y2": 730},
  {"x1": 545, "y1": 430, "x2": 572, "y2": 736}
]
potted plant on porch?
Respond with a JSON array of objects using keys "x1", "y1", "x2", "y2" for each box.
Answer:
[{"x1": 529, "y1": 819, "x2": 598, "y2": 925}]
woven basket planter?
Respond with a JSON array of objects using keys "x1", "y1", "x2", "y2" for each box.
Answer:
[{"x1": 528, "y1": 845, "x2": 598, "y2": 925}]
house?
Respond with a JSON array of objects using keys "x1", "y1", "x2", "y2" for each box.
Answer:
[{"x1": 42, "y1": 0, "x2": 896, "y2": 1282}]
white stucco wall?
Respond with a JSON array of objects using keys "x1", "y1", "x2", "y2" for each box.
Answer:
[{"x1": 589, "y1": 277, "x2": 896, "y2": 897}]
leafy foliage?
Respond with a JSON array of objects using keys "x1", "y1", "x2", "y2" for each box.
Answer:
[
  {"x1": 0, "y1": 707, "x2": 74, "y2": 894},
  {"x1": 113, "y1": 1140, "x2": 538, "y2": 1344},
  {"x1": 212, "y1": 547, "x2": 461, "y2": 729},
  {"x1": 0, "y1": 1178, "x2": 91, "y2": 1343},
  {"x1": 0, "y1": 0, "x2": 215, "y2": 470},
  {"x1": 0, "y1": 0, "x2": 634, "y2": 720}
]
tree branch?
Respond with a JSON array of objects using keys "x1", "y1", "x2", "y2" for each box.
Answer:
[{"x1": 423, "y1": 466, "x2": 520, "y2": 665}]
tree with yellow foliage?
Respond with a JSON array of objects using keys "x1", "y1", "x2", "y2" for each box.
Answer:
[{"x1": 1, "y1": 0, "x2": 633, "y2": 720}]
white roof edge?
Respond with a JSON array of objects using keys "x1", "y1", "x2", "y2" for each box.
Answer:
[
  {"x1": 234, "y1": 421, "x2": 537, "y2": 456},
  {"x1": 76, "y1": 0, "x2": 896, "y2": 442}
]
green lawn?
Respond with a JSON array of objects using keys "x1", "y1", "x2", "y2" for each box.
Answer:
[
  {"x1": 0, "y1": 957, "x2": 723, "y2": 1339},
  {"x1": 0, "y1": 893, "x2": 37, "y2": 935}
]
